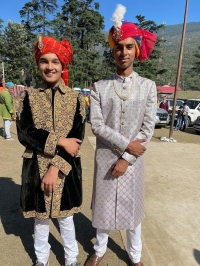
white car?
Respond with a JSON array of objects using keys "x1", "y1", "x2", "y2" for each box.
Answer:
[
  {"x1": 186, "y1": 99, "x2": 200, "y2": 126},
  {"x1": 167, "y1": 99, "x2": 184, "y2": 111}
]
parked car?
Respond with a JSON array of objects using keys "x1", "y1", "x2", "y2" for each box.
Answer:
[
  {"x1": 193, "y1": 116, "x2": 200, "y2": 133},
  {"x1": 186, "y1": 99, "x2": 200, "y2": 126},
  {"x1": 155, "y1": 108, "x2": 169, "y2": 127},
  {"x1": 160, "y1": 98, "x2": 200, "y2": 127},
  {"x1": 167, "y1": 99, "x2": 184, "y2": 111}
]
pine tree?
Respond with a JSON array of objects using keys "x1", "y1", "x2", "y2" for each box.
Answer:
[
  {"x1": 20, "y1": 0, "x2": 58, "y2": 35},
  {"x1": 53, "y1": 0, "x2": 106, "y2": 87},
  {"x1": 0, "y1": 19, "x2": 5, "y2": 83},
  {"x1": 0, "y1": 21, "x2": 31, "y2": 84}
]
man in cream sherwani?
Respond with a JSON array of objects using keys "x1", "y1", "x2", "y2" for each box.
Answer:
[{"x1": 86, "y1": 5, "x2": 157, "y2": 266}]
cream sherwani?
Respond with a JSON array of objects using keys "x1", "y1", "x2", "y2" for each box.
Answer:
[{"x1": 90, "y1": 71, "x2": 157, "y2": 230}]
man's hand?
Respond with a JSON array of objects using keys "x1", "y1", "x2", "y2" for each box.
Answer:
[
  {"x1": 111, "y1": 159, "x2": 129, "y2": 177},
  {"x1": 126, "y1": 139, "x2": 147, "y2": 157},
  {"x1": 41, "y1": 165, "x2": 59, "y2": 194},
  {"x1": 57, "y1": 137, "x2": 82, "y2": 157}
]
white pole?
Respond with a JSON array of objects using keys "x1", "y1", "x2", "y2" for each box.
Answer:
[{"x1": 2, "y1": 61, "x2": 5, "y2": 81}]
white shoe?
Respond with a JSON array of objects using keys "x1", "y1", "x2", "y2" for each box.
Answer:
[
  {"x1": 169, "y1": 137, "x2": 177, "y2": 143},
  {"x1": 35, "y1": 262, "x2": 49, "y2": 266},
  {"x1": 67, "y1": 262, "x2": 80, "y2": 266},
  {"x1": 160, "y1": 137, "x2": 169, "y2": 142}
]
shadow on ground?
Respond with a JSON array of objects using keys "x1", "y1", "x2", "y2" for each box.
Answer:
[
  {"x1": 0, "y1": 177, "x2": 128, "y2": 265},
  {"x1": 54, "y1": 213, "x2": 129, "y2": 265},
  {"x1": 0, "y1": 127, "x2": 4, "y2": 136},
  {"x1": 0, "y1": 177, "x2": 36, "y2": 263},
  {"x1": 194, "y1": 249, "x2": 200, "y2": 265},
  {"x1": 0, "y1": 177, "x2": 65, "y2": 265}
]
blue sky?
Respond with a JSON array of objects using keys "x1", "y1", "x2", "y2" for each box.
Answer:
[{"x1": 1, "y1": 0, "x2": 199, "y2": 31}]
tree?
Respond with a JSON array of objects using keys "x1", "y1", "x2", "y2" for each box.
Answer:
[
  {"x1": 192, "y1": 46, "x2": 200, "y2": 73},
  {"x1": 0, "y1": 19, "x2": 4, "y2": 59},
  {"x1": 53, "y1": 0, "x2": 106, "y2": 87},
  {"x1": 0, "y1": 21, "x2": 32, "y2": 84},
  {"x1": 20, "y1": 0, "x2": 58, "y2": 35},
  {"x1": 19, "y1": 2, "x2": 38, "y2": 32},
  {"x1": 0, "y1": 19, "x2": 5, "y2": 82}
]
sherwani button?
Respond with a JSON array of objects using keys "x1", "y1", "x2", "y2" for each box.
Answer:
[{"x1": 121, "y1": 122, "x2": 124, "y2": 125}]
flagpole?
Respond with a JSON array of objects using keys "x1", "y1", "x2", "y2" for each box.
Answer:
[{"x1": 169, "y1": 0, "x2": 189, "y2": 138}]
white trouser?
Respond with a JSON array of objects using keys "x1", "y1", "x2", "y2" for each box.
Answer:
[
  {"x1": 3, "y1": 119, "x2": 12, "y2": 138},
  {"x1": 94, "y1": 223, "x2": 142, "y2": 264},
  {"x1": 34, "y1": 216, "x2": 78, "y2": 266}
]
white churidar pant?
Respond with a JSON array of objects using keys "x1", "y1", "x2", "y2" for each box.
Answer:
[
  {"x1": 94, "y1": 223, "x2": 142, "y2": 264},
  {"x1": 34, "y1": 216, "x2": 78, "y2": 266},
  {"x1": 3, "y1": 119, "x2": 12, "y2": 138}
]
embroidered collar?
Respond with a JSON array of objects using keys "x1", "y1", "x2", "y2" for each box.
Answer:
[
  {"x1": 39, "y1": 79, "x2": 68, "y2": 94},
  {"x1": 114, "y1": 71, "x2": 138, "y2": 83}
]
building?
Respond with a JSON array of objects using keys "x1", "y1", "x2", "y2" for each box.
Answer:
[{"x1": 157, "y1": 85, "x2": 182, "y2": 96}]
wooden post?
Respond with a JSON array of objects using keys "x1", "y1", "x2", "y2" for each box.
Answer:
[{"x1": 169, "y1": 0, "x2": 189, "y2": 138}]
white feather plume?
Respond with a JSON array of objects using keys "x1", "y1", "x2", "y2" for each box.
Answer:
[{"x1": 112, "y1": 4, "x2": 126, "y2": 29}]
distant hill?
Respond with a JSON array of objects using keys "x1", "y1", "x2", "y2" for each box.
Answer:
[
  {"x1": 157, "y1": 22, "x2": 200, "y2": 90},
  {"x1": 159, "y1": 22, "x2": 200, "y2": 37}
]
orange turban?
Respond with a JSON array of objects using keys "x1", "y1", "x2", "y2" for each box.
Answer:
[
  {"x1": 108, "y1": 21, "x2": 157, "y2": 61},
  {"x1": 34, "y1": 36, "x2": 73, "y2": 85}
]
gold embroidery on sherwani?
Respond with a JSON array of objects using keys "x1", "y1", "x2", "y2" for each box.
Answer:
[
  {"x1": 78, "y1": 93, "x2": 86, "y2": 122},
  {"x1": 51, "y1": 155, "x2": 72, "y2": 176},
  {"x1": 22, "y1": 149, "x2": 33, "y2": 158},
  {"x1": 44, "y1": 131, "x2": 60, "y2": 156},
  {"x1": 22, "y1": 170, "x2": 80, "y2": 219},
  {"x1": 17, "y1": 90, "x2": 27, "y2": 120},
  {"x1": 24, "y1": 82, "x2": 84, "y2": 218}
]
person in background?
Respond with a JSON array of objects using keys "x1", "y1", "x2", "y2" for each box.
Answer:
[
  {"x1": 0, "y1": 81, "x2": 16, "y2": 140},
  {"x1": 181, "y1": 102, "x2": 190, "y2": 131},
  {"x1": 85, "y1": 93, "x2": 91, "y2": 123},
  {"x1": 86, "y1": 4, "x2": 157, "y2": 266},
  {"x1": 16, "y1": 35, "x2": 85, "y2": 266},
  {"x1": 174, "y1": 105, "x2": 183, "y2": 131},
  {"x1": 159, "y1": 95, "x2": 169, "y2": 112}
]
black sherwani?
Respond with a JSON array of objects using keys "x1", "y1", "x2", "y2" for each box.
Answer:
[{"x1": 16, "y1": 81, "x2": 85, "y2": 219}]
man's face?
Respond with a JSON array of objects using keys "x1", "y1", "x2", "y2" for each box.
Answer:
[
  {"x1": 112, "y1": 37, "x2": 136, "y2": 72},
  {"x1": 38, "y1": 53, "x2": 63, "y2": 87}
]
